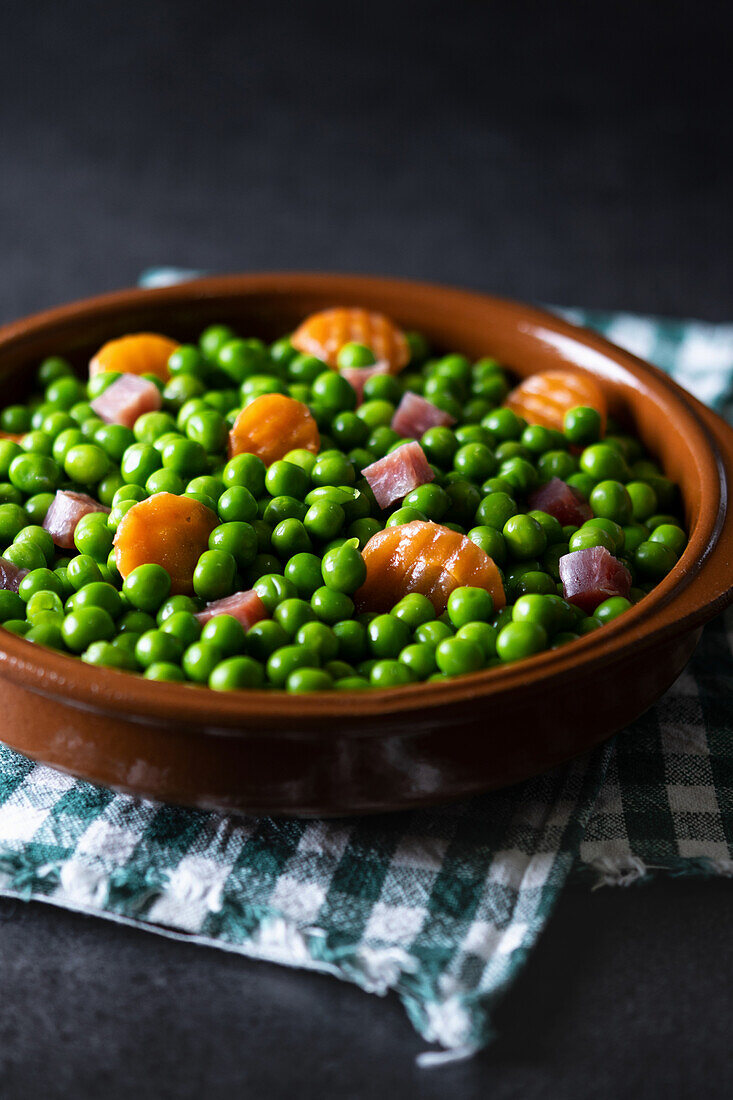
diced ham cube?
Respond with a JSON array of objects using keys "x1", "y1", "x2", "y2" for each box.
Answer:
[
  {"x1": 42, "y1": 490, "x2": 111, "y2": 550},
  {"x1": 0, "y1": 557, "x2": 28, "y2": 593},
  {"x1": 528, "y1": 477, "x2": 592, "y2": 527},
  {"x1": 90, "y1": 374, "x2": 162, "y2": 429},
  {"x1": 559, "y1": 546, "x2": 632, "y2": 613},
  {"x1": 361, "y1": 440, "x2": 435, "y2": 510},
  {"x1": 194, "y1": 590, "x2": 269, "y2": 630},
  {"x1": 391, "y1": 391, "x2": 456, "y2": 439},
  {"x1": 339, "y1": 361, "x2": 390, "y2": 405}
]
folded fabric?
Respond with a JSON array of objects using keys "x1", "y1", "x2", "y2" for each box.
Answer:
[{"x1": 0, "y1": 280, "x2": 730, "y2": 1059}]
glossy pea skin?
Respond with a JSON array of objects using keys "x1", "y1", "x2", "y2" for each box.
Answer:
[
  {"x1": 649, "y1": 524, "x2": 687, "y2": 556},
  {"x1": 182, "y1": 641, "x2": 225, "y2": 683},
  {"x1": 367, "y1": 614, "x2": 411, "y2": 659},
  {"x1": 210, "y1": 656, "x2": 265, "y2": 690},
  {"x1": 634, "y1": 540, "x2": 678, "y2": 579},
  {"x1": 496, "y1": 621, "x2": 548, "y2": 662},
  {"x1": 275, "y1": 598, "x2": 316, "y2": 637},
  {"x1": 455, "y1": 621, "x2": 497, "y2": 660},
  {"x1": 435, "y1": 636, "x2": 484, "y2": 677},
  {"x1": 135, "y1": 629, "x2": 185, "y2": 669},
  {"x1": 310, "y1": 586, "x2": 354, "y2": 625},
  {"x1": 391, "y1": 592, "x2": 436, "y2": 630},
  {"x1": 447, "y1": 586, "x2": 494, "y2": 628},
  {"x1": 61, "y1": 606, "x2": 116, "y2": 652},
  {"x1": 369, "y1": 660, "x2": 413, "y2": 688},
  {"x1": 122, "y1": 564, "x2": 172, "y2": 613},
  {"x1": 563, "y1": 406, "x2": 602, "y2": 446},
  {"x1": 193, "y1": 550, "x2": 236, "y2": 601},
  {"x1": 589, "y1": 480, "x2": 632, "y2": 525},
  {"x1": 320, "y1": 540, "x2": 366, "y2": 594},
  {"x1": 160, "y1": 611, "x2": 202, "y2": 647},
  {"x1": 594, "y1": 596, "x2": 633, "y2": 624},
  {"x1": 474, "y1": 491, "x2": 517, "y2": 530},
  {"x1": 200, "y1": 614, "x2": 246, "y2": 657},
  {"x1": 503, "y1": 514, "x2": 547, "y2": 561},
  {"x1": 209, "y1": 521, "x2": 258, "y2": 569}
]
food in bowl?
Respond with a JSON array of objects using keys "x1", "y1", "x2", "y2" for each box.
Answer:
[{"x1": 0, "y1": 305, "x2": 688, "y2": 693}]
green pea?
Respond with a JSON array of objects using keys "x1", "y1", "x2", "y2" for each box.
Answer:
[
  {"x1": 580, "y1": 444, "x2": 628, "y2": 482},
  {"x1": 52, "y1": 428, "x2": 85, "y2": 465},
  {"x1": 634, "y1": 540, "x2": 678, "y2": 579},
  {"x1": 210, "y1": 656, "x2": 265, "y2": 690},
  {"x1": 68, "y1": 581, "x2": 122, "y2": 619},
  {"x1": 589, "y1": 480, "x2": 632, "y2": 524},
  {"x1": 594, "y1": 596, "x2": 633, "y2": 624},
  {"x1": 144, "y1": 662, "x2": 187, "y2": 682},
  {"x1": 134, "y1": 411, "x2": 177, "y2": 445},
  {"x1": 582, "y1": 517, "x2": 625, "y2": 553},
  {"x1": 283, "y1": 551, "x2": 324, "y2": 597},
  {"x1": 284, "y1": 667, "x2": 333, "y2": 693},
  {"x1": 447, "y1": 586, "x2": 494, "y2": 627},
  {"x1": 336, "y1": 343, "x2": 376, "y2": 370},
  {"x1": 199, "y1": 614, "x2": 246, "y2": 657},
  {"x1": 267, "y1": 644, "x2": 321, "y2": 687},
  {"x1": 369, "y1": 660, "x2": 413, "y2": 688},
  {"x1": 625, "y1": 480, "x2": 658, "y2": 522},
  {"x1": 347, "y1": 517, "x2": 382, "y2": 548},
  {"x1": 563, "y1": 406, "x2": 602, "y2": 445},
  {"x1": 3, "y1": 619, "x2": 30, "y2": 636},
  {"x1": 208, "y1": 522, "x2": 258, "y2": 569},
  {"x1": 62, "y1": 606, "x2": 116, "y2": 652},
  {"x1": 649, "y1": 524, "x2": 687, "y2": 556},
  {"x1": 293, "y1": 621, "x2": 338, "y2": 662},
  {"x1": 185, "y1": 409, "x2": 228, "y2": 453},
  {"x1": 200, "y1": 324, "x2": 236, "y2": 360},
  {"x1": 145, "y1": 468, "x2": 185, "y2": 496},
  {"x1": 527, "y1": 509, "x2": 564, "y2": 545},
  {"x1": 265, "y1": 460, "x2": 310, "y2": 500},
  {"x1": 253, "y1": 573, "x2": 298, "y2": 612},
  {"x1": 385, "y1": 507, "x2": 427, "y2": 527},
  {"x1": 217, "y1": 485, "x2": 258, "y2": 524},
  {"x1": 0, "y1": 406, "x2": 30, "y2": 434},
  {"x1": 9, "y1": 453, "x2": 59, "y2": 494},
  {"x1": 511, "y1": 570, "x2": 557, "y2": 597},
  {"x1": 414, "y1": 620, "x2": 453, "y2": 647},
  {"x1": 402, "y1": 483, "x2": 449, "y2": 520},
  {"x1": 168, "y1": 345, "x2": 207, "y2": 377},
  {"x1": 274, "y1": 598, "x2": 316, "y2": 637},
  {"x1": 0, "y1": 503, "x2": 30, "y2": 542},
  {"x1": 73, "y1": 512, "x2": 113, "y2": 561},
  {"x1": 120, "y1": 443, "x2": 161, "y2": 486},
  {"x1": 511, "y1": 594, "x2": 557, "y2": 633},
  {"x1": 0, "y1": 589, "x2": 25, "y2": 621},
  {"x1": 13, "y1": 524, "x2": 54, "y2": 564},
  {"x1": 474, "y1": 491, "x2": 517, "y2": 530},
  {"x1": 569, "y1": 527, "x2": 616, "y2": 553},
  {"x1": 122, "y1": 563, "x2": 172, "y2": 613},
  {"x1": 365, "y1": 614, "x2": 410, "y2": 659},
  {"x1": 455, "y1": 621, "x2": 497, "y2": 660},
  {"x1": 310, "y1": 453, "x2": 356, "y2": 488},
  {"x1": 357, "y1": 399, "x2": 395, "y2": 430},
  {"x1": 118, "y1": 609, "x2": 157, "y2": 635},
  {"x1": 503, "y1": 514, "x2": 547, "y2": 561},
  {"x1": 398, "y1": 642, "x2": 437, "y2": 679},
  {"x1": 182, "y1": 640, "x2": 225, "y2": 683},
  {"x1": 160, "y1": 611, "x2": 201, "y2": 647},
  {"x1": 244, "y1": 620, "x2": 289, "y2": 662},
  {"x1": 321, "y1": 539, "x2": 366, "y2": 594},
  {"x1": 161, "y1": 437, "x2": 206, "y2": 478},
  {"x1": 24, "y1": 493, "x2": 55, "y2": 524},
  {"x1": 263, "y1": 496, "x2": 307, "y2": 526},
  {"x1": 435, "y1": 636, "x2": 484, "y2": 676},
  {"x1": 193, "y1": 549, "x2": 236, "y2": 601},
  {"x1": 134, "y1": 629, "x2": 185, "y2": 668},
  {"x1": 496, "y1": 621, "x2": 548, "y2": 662},
  {"x1": 309, "y1": 587, "x2": 353, "y2": 625},
  {"x1": 3, "y1": 541, "x2": 47, "y2": 571}
]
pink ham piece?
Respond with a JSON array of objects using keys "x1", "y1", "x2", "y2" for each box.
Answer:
[
  {"x1": 90, "y1": 373, "x2": 162, "y2": 429},
  {"x1": 391, "y1": 391, "x2": 456, "y2": 439},
  {"x1": 361, "y1": 440, "x2": 435, "y2": 510},
  {"x1": 339, "y1": 361, "x2": 390, "y2": 405},
  {"x1": 0, "y1": 557, "x2": 28, "y2": 593},
  {"x1": 559, "y1": 546, "x2": 632, "y2": 613},
  {"x1": 43, "y1": 490, "x2": 111, "y2": 550},
  {"x1": 528, "y1": 477, "x2": 592, "y2": 527},
  {"x1": 195, "y1": 589, "x2": 269, "y2": 630}
]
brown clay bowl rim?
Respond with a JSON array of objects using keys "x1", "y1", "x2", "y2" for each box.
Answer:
[{"x1": 0, "y1": 272, "x2": 729, "y2": 732}]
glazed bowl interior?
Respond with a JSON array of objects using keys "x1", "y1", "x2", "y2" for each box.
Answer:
[{"x1": 0, "y1": 273, "x2": 729, "y2": 737}]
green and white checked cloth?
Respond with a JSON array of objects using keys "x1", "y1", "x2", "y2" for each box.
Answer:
[{"x1": 1, "y1": 290, "x2": 732, "y2": 1062}]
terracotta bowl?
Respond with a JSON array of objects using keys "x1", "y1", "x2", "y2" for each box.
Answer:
[{"x1": 0, "y1": 274, "x2": 731, "y2": 816}]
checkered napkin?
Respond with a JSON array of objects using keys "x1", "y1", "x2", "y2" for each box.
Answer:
[{"x1": 0, "y1": 288, "x2": 732, "y2": 1061}]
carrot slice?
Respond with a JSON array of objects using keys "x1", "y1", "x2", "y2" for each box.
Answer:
[
  {"x1": 89, "y1": 333, "x2": 179, "y2": 381},
  {"x1": 113, "y1": 492, "x2": 218, "y2": 595},
  {"x1": 228, "y1": 393, "x2": 320, "y2": 466},
  {"x1": 291, "y1": 307, "x2": 410, "y2": 374},
  {"x1": 355, "y1": 520, "x2": 505, "y2": 614},
  {"x1": 504, "y1": 369, "x2": 607, "y2": 432}
]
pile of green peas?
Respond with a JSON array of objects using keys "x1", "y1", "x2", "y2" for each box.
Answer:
[{"x1": 0, "y1": 322, "x2": 688, "y2": 692}]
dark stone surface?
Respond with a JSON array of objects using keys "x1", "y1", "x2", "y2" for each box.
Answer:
[{"x1": 0, "y1": 1, "x2": 731, "y2": 1096}]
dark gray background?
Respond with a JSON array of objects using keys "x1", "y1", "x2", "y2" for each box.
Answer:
[{"x1": 0, "y1": 1, "x2": 731, "y2": 1097}]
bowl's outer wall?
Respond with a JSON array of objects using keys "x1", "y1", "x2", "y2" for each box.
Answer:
[{"x1": 0, "y1": 274, "x2": 730, "y2": 814}]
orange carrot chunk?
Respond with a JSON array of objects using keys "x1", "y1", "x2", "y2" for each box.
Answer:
[
  {"x1": 291, "y1": 307, "x2": 410, "y2": 374},
  {"x1": 355, "y1": 520, "x2": 505, "y2": 615},
  {"x1": 89, "y1": 333, "x2": 180, "y2": 381},
  {"x1": 504, "y1": 369, "x2": 607, "y2": 432},
  {"x1": 113, "y1": 492, "x2": 218, "y2": 595},
  {"x1": 228, "y1": 393, "x2": 320, "y2": 466}
]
